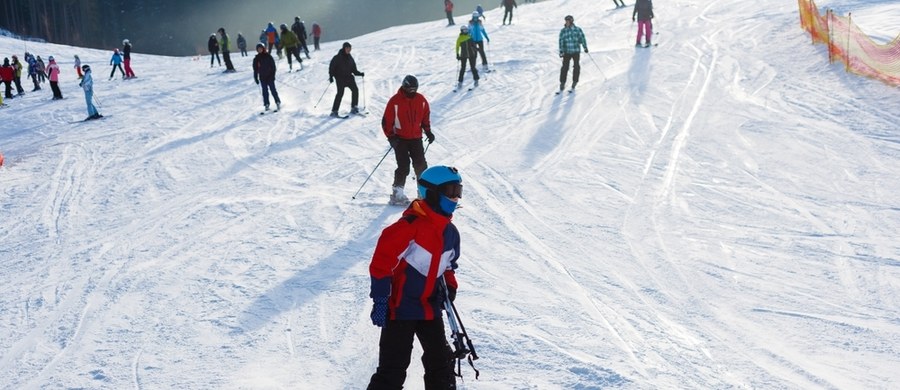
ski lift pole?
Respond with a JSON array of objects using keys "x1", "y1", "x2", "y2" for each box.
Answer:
[{"x1": 352, "y1": 145, "x2": 393, "y2": 200}]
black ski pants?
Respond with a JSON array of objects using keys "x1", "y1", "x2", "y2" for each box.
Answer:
[
  {"x1": 314, "y1": 37, "x2": 321, "y2": 50},
  {"x1": 458, "y1": 56, "x2": 480, "y2": 83},
  {"x1": 367, "y1": 319, "x2": 453, "y2": 390},
  {"x1": 13, "y1": 76, "x2": 24, "y2": 94},
  {"x1": 473, "y1": 41, "x2": 488, "y2": 66},
  {"x1": 392, "y1": 138, "x2": 427, "y2": 188},
  {"x1": 259, "y1": 78, "x2": 280, "y2": 108},
  {"x1": 285, "y1": 47, "x2": 302, "y2": 69},
  {"x1": 109, "y1": 64, "x2": 125, "y2": 79},
  {"x1": 3, "y1": 80, "x2": 12, "y2": 98},
  {"x1": 223, "y1": 51, "x2": 234, "y2": 71},
  {"x1": 210, "y1": 51, "x2": 221, "y2": 66},
  {"x1": 503, "y1": 7, "x2": 514, "y2": 24},
  {"x1": 50, "y1": 81, "x2": 62, "y2": 99},
  {"x1": 560, "y1": 52, "x2": 581, "y2": 87},
  {"x1": 331, "y1": 77, "x2": 359, "y2": 113}
]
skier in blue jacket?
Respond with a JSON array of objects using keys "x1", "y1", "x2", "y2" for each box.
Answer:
[
  {"x1": 109, "y1": 48, "x2": 125, "y2": 80},
  {"x1": 468, "y1": 14, "x2": 490, "y2": 71}
]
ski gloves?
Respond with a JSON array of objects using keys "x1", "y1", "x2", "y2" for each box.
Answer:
[
  {"x1": 425, "y1": 130, "x2": 435, "y2": 144},
  {"x1": 370, "y1": 297, "x2": 389, "y2": 327},
  {"x1": 388, "y1": 136, "x2": 398, "y2": 149},
  {"x1": 387, "y1": 132, "x2": 434, "y2": 146}
]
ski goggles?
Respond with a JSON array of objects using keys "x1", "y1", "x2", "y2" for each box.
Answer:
[{"x1": 421, "y1": 180, "x2": 463, "y2": 199}]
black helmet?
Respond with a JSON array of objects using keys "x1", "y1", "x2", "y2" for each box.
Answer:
[
  {"x1": 256, "y1": 43, "x2": 266, "y2": 51},
  {"x1": 402, "y1": 75, "x2": 418, "y2": 90},
  {"x1": 82, "y1": 64, "x2": 91, "y2": 72},
  {"x1": 280, "y1": 23, "x2": 288, "y2": 30}
]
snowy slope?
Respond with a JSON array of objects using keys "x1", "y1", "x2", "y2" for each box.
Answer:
[{"x1": 2, "y1": 0, "x2": 899, "y2": 388}]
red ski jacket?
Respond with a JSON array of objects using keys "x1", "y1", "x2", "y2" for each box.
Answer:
[
  {"x1": 382, "y1": 88, "x2": 432, "y2": 140},
  {"x1": 369, "y1": 200, "x2": 459, "y2": 321},
  {"x1": 0, "y1": 65, "x2": 13, "y2": 82}
]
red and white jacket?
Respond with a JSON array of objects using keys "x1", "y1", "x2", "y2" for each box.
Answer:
[
  {"x1": 369, "y1": 200, "x2": 459, "y2": 320},
  {"x1": 381, "y1": 88, "x2": 432, "y2": 140}
]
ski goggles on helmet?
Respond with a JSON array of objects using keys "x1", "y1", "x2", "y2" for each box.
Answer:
[{"x1": 420, "y1": 180, "x2": 463, "y2": 199}]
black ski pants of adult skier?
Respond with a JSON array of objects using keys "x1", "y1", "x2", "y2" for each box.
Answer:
[
  {"x1": 392, "y1": 138, "x2": 427, "y2": 188},
  {"x1": 560, "y1": 52, "x2": 581, "y2": 87},
  {"x1": 367, "y1": 319, "x2": 455, "y2": 390},
  {"x1": 50, "y1": 81, "x2": 62, "y2": 99},
  {"x1": 4, "y1": 80, "x2": 12, "y2": 98},
  {"x1": 473, "y1": 41, "x2": 488, "y2": 66},
  {"x1": 298, "y1": 38, "x2": 311, "y2": 58},
  {"x1": 210, "y1": 51, "x2": 221, "y2": 67},
  {"x1": 503, "y1": 7, "x2": 514, "y2": 24},
  {"x1": 222, "y1": 51, "x2": 234, "y2": 71},
  {"x1": 259, "y1": 79, "x2": 280, "y2": 108},
  {"x1": 331, "y1": 78, "x2": 359, "y2": 113},
  {"x1": 285, "y1": 47, "x2": 302, "y2": 70},
  {"x1": 458, "y1": 56, "x2": 480, "y2": 83},
  {"x1": 13, "y1": 76, "x2": 24, "y2": 94},
  {"x1": 314, "y1": 37, "x2": 321, "y2": 50}
]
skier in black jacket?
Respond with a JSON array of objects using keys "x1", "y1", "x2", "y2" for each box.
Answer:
[
  {"x1": 633, "y1": 0, "x2": 654, "y2": 47},
  {"x1": 328, "y1": 42, "x2": 365, "y2": 117},
  {"x1": 252, "y1": 43, "x2": 281, "y2": 112},
  {"x1": 208, "y1": 34, "x2": 221, "y2": 67},
  {"x1": 291, "y1": 17, "x2": 311, "y2": 59}
]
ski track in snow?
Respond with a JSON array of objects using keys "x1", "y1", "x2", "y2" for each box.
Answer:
[{"x1": 2, "y1": 0, "x2": 900, "y2": 388}]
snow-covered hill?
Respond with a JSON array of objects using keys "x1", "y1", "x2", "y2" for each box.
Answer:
[{"x1": 2, "y1": 0, "x2": 899, "y2": 388}]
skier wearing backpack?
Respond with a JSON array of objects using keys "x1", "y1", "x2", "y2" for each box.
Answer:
[
  {"x1": 252, "y1": 43, "x2": 281, "y2": 112},
  {"x1": 381, "y1": 75, "x2": 434, "y2": 205},
  {"x1": 633, "y1": 0, "x2": 654, "y2": 47},
  {"x1": 558, "y1": 14, "x2": 588, "y2": 92},
  {"x1": 46, "y1": 56, "x2": 63, "y2": 99},
  {"x1": 366, "y1": 164, "x2": 463, "y2": 389},
  {"x1": 455, "y1": 25, "x2": 480, "y2": 90}
]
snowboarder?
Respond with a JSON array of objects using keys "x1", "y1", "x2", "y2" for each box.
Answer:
[
  {"x1": 252, "y1": 43, "x2": 281, "y2": 112},
  {"x1": 366, "y1": 164, "x2": 463, "y2": 389},
  {"x1": 502, "y1": 0, "x2": 517, "y2": 25},
  {"x1": 208, "y1": 34, "x2": 221, "y2": 67},
  {"x1": 328, "y1": 42, "x2": 365, "y2": 117},
  {"x1": 109, "y1": 48, "x2": 125, "y2": 80},
  {"x1": 123, "y1": 39, "x2": 136, "y2": 78},
  {"x1": 381, "y1": 75, "x2": 434, "y2": 205},
  {"x1": 311, "y1": 22, "x2": 322, "y2": 51},
  {"x1": 78, "y1": 65, "x2": 102, "y2": 120},
  {"x1": 237, "y1": 33, "x2": 248, "y2": 57},
  {"x1": 613, "y1": 0, "x2": 626, "y2": 8},
  {"x1": 455, "y1": 25, "x2": 480, "y2": 89},
  {"x1": 468, "y1": 15, "x2": 490, "y2": 71},
  {"x1": 46, "y1": 56, "x2": 63, "y2": 100},
  {"x1": 291, "y1": 17, "x2": 311, "y2": 59},
  {"x1": 0, "y1": 58, "x2": 14, "y2": 99},
  {"x1": 558, "y1": 15, "x2": 588, "y2": 92},
  {"x1": 633, "y1": 0, "x2": 654, "y2": 47},
  {"x1": 74, "y1": 55, "x2": 83, "y2": 79},
  {"x1": 444, "y1": 0, "x2": 455, "y2": 26},
  {"x1": 218, "y1": 27, "x2": 236, "y2": 72},
  {"x1": 279, "y1": 24, "x2": 303, "y2": 71}
]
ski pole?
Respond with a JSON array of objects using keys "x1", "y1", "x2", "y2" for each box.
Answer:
[
  {"x1": 313, "y1": 82, "x2": 331, "y2": 108},
  {"x1": 352, "y1": 145, "x2": 393, "y2": 200},
  {"x1": 361, "y1": 75, "x2": 366, "y2": 111},
  {"x1": 586, "y1": 52, "x2": 608, "y2": 81}
]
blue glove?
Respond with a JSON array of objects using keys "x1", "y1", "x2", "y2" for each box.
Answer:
[{"x1": 370, "y1": 297, "x2": 389, "y2": 327}]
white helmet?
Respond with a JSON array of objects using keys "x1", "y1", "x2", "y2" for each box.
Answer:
[
  {"x1": 460, "y1": 25, "x2": 469, "y2": 33},
  {"x1": 123, "y1": 39, "x2": 130, "y2": 45},
  {"x1": 472, "y1": 11, "x2": 479, "y2": 19}
]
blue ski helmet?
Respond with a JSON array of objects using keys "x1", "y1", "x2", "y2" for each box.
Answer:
[{"x1": 418, "y1": 166, "x2": 463, "y2": 215}]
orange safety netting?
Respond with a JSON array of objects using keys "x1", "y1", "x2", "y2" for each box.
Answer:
[{"x1": 798, "y1": 0, "x2": 900, "y2": 86}]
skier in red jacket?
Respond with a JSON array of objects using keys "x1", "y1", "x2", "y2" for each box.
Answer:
[{"x1": 381, "y1": 75, "x2": 435, "y2": 205}]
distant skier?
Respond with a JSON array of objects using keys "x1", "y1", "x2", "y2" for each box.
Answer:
[
  {"x1": 25, "y1": 53, "x2": 40, "y2": 91},
  {"x1": 74, "y1": 55, "x2": 83, "y2": 79},
  {"x1": 366, "y1": 164, "x2": 463, "y2": 389},
  {"x1": 264, "y1": 22, "x2": 280, "y2": 59},
  {"x1": 46, "y1": 56, "x2": 63, "y2": 100},
  {"x1": 78, "y1": 64, "x2": 102, "y2": 120},
  {"x1": 36, "y1": 56, "x2": 46, "y2": 83},
  {"x1": 468, "y1": 15, "x2": 490, "y2": 71},
  {"x1": 279, "y1": 24, "x2": 303, "y2": 71},
  {"x1": 11, "y1": 55, "x2": 25, "y2": 95},
  {"x1": 444, "y1": 0, "x2": 455, "y2": 26},
  {"x1": 218, "y1": 27, "x2": 236, "y2": 72},
  {"x1": 252, "y1": 43, "x2": 281, "y2": 112},
  {"x1": 381, "y1": 75, "x2": 434, "y2": 205},
  {"x1": 558, "y1": 14, "x2": 588, "y2": 92},
  {"x1": 501, "y1": 0, "x2": 517, "y2": 25},
  {"x1": 208, "y1": 34, "x2": 221, "y2": 67},
  {"x1": 633, "y1": 0, "x2": 654, "y2": 47},
  {"x1": 237, "y1": 33, "x2": 248, "y2": 57},
  {"x1": 613, "y1": 0, "x2": 626, "y2": 8},
  {"x1": 291, "y1": 17, "x2": 311, "y2": 59},
  {"x1": 0, "y1": 58, "x2": 14, "y2": 99},
  {"x1": 328, "y1": 42, "x2": 365, "y2": 117},
  {"x1": 475, "y1": 4, "x2": 485, "y2": 20},
  {"x1": 454, "y1": 25, "x2": 480, "y2": 90},
  {"x1": 311, "y1": 22, "x2": 322, "y2": 50},
  {"x1": 123, "y1": 39, "x2": 136, "y2": 78},
  {"x1": 109, "y1": 48, "x2": 125, "y2": 80}
]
